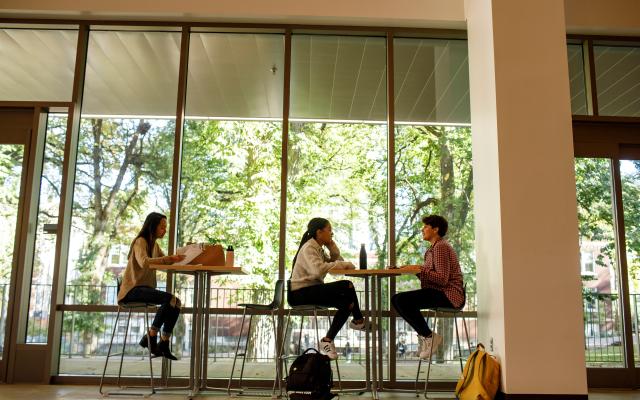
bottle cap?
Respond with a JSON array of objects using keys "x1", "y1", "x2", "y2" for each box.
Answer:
[{"x1": 227, "y1": 245, "x2": 234, "y2": 251}]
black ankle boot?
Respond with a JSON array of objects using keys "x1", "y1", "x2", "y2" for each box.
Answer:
[
  {"x1": 139, "y1": 333, "x2": 158, "y2": 354},
  {"x1": 157, "y1": 339, "x2": 178, "y2": 361}
]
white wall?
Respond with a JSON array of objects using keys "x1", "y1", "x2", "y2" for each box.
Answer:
[{"x1": 466, "y1": 0, "x2": 587, "y2": 394}]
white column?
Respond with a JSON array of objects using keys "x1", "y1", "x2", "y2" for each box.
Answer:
[{"x1": 466, "y1": 0, "x2": 587, "y2": 395}]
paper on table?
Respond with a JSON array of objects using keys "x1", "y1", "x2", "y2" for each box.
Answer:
[{"x1": 173, "y1": 243, "x2": 203, "y2": 265}]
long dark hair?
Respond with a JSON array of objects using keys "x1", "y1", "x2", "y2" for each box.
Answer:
[
  {"x1": 129, "y1": 212, "x2": 167, "y2": 258},
  {"x1": 291, "y1": 217, "x2": 330, "y2": 272}
]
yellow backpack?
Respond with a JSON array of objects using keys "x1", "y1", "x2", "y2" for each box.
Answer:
[{"x1": 454, "y1": 344, "x2": 501, "y2": 400}]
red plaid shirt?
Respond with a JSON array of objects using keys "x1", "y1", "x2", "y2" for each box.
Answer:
[{"x1": 419, "y1": 238, "x2": 465, "y2": 309}]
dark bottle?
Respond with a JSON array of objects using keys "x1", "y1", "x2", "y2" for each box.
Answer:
[{"x1": 359, "y1": 243, "x2": 367, "y2": 270}]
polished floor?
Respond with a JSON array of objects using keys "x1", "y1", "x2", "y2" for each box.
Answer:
[{"x1": 0, "y1": 385, "x2": 637, "y2": 400}]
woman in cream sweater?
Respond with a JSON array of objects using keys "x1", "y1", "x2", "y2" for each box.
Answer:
[
  {"x1": 288, "y1": 217, "x2": 366, "y2": 360},
  {"x1": 117, "y1": 212, "x2": 185, "y2": 360}
]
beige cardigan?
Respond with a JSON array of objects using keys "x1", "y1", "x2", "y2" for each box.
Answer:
[{"x1": 117, "y1": 237, "x2": 167, "y2": 302}]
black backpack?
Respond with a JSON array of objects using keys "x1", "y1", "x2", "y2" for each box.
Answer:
[{"x1": 286, "y1": 348, "x2": 334, "y2": 400}]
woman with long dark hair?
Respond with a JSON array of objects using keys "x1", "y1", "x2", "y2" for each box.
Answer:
[
  {"x1": 288, "y1": 217, "x2": 366, "y2": 360},
  {"x1": 117, "y1": 212, "x2": 186, "y2": 360}
]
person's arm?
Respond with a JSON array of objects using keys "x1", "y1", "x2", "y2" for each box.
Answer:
[
  {"x1": 133, "y1": 239, "x2": 183, "y2": 268},
  {"x1": 298, "y1": 243, "x2": 353, "y2": 279},
  {"x1": 326, "y1": 240, "x2": 344, "y2": 262},
  {"x1": 420, "y1": 243, "x2": 451, "y2": 286}
]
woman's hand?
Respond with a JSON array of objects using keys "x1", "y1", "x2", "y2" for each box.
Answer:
[
  {"x1": 335, "y1": 261, "x2": 355, "y2": 270},
  {"x1": 165, "y1": 254, "x2": 186, "y2": 264}
]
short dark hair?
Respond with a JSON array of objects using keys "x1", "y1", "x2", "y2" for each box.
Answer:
[{"x1": 421, "y1": 214, "x2": 448, "y2": 237}]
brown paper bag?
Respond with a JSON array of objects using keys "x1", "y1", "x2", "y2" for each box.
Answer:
[{"x1": 190, "y1": 244, "x2": 225, "y2": 266}]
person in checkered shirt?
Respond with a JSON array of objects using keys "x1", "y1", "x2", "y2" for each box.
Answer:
[{"x1": 391, "y1": 215, "x2": 465, "y2": 359}]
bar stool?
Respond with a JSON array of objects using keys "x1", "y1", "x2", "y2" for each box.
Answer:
[
  {"x1": 228, "y1": 279, "x2": 284, "y2": 396},
  {"x1": 415, "y1": 305, "x2": 472, "y2": 399},
  {"x1": 99, "y1": 300, "x2": 157, "y2": 397}
]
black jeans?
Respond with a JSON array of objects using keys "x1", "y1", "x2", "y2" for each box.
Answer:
[
  {"x1": 391, "y1": 288, "x2": 453, "y2": 337},
  {"x1": 288, "y1": 280, "x2": 364, "y2": 340},
  {"x1": 121, "y1": 286, "x2": 181, "y2": 335}
]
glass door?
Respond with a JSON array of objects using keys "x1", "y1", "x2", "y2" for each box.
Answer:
[
  {"x1": 575, "y1": 155, "x2": 640, "y2": 387},
  {"x1": 0, "y1": 108, "x2": 33, "y2": 381}
]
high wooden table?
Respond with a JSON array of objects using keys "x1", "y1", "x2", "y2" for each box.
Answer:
[
  {"x1": 150, "y1": 264, "x2": 246, "y2": 398},
  {"x1": 329, "y1": 267, "x2": 420, "y2": 399}
]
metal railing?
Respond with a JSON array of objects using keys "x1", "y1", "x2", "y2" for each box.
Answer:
[{"x1": 2, "y1": 282, "x2": 639, "y2": 371}]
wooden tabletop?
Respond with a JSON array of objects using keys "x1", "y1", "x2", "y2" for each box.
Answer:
[
  {"x1": 150, "y1": 264, "x2": 247, "y2": 275},
  {"x1": 329, "y1": 266, "x2": 420, "y2": 276}
]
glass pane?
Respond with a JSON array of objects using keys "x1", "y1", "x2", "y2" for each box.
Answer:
[
  {"x1": 290, "y1": 35, "x2": 386, "y2": 121},
  {"x1": 0, "y1": 144, "x2": 25, "y2": 360},
  {"x1": 394, "y1": 38, "x2": 470, "y2": 124},
  {"x1": 26, "y1": 114, "x2": 67, "y2": 343},
  {"x1": 288, "y1": 34, "x2": 388, "y2": 381},
  {"x1": 0, "y1": 29, "x2": 77, "y2": 102},
  {"x1": 594, "y1": 45, "x2": 640, "y2": 117},
  {"x1": 179, "y1": 33, "x2": 284, "y2": 378},
  {"x1": 567, "y1": 44, "x2": 588, "y2": 115},
  {"x1": 61, "y1": 30, "x2": 179, "y2": 374},
  {"x1": 574, "y1": 158, "x2": 624, "y2": 367},
  {"x1": 393, "y1": 36, "x2": 475, "y2": 380},
  {"x1": 620, "y1": 160, "x2": 640, "y2": 366}
]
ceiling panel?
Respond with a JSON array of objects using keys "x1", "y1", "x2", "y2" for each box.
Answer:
[
  {"x1": 186, "y1": 33, "x2": 284, "y2": 119},
  {"x1": 595, "y1": 45, "x2": 640, "y2": 117},
  {"x1": 394, "y1": 38, "x2": 469, "y2": 124},
  {"x1": 291, "y1": 35, "x2": 387, "y2": 121},
  {"x1": 82, "y1": 30, "x2": 181, "y2": 116},
  {"x1": 0, "y1": 29, "x2": 77, "y2": 102}
]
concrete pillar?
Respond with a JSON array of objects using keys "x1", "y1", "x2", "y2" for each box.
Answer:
[{"x1": 465, "y1": 0, "x2": 588, "y2": 396}]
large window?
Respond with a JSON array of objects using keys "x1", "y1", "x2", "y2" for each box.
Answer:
[
  {"x1": 286, "y1": 34, "x2": 388, "y2": 381},
  {"x1": 574, "y1": 158, "x2": 623, "y2": 367},
  {"x1": 177, "y1": 32, "x2": 285, "y2": 378},
  {"x1": 61, "y1": 28, "x2": 180, "y2": 374},
  {"x1": 394, "y1": 37, "x2": 475, "y2": 380}
]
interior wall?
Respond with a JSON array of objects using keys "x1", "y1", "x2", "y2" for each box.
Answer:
[{"x1": 0, "y1": 0, "x2": 465, "y2": 28}]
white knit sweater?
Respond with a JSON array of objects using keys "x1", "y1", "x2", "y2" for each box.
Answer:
[{"x1": 290, "y1": 238, "x2": 347, "y2": 291}]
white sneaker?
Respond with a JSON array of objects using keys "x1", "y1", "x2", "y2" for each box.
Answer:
[
  {"x1": 418, "y1": 333, "x2": 443, "y2": 359},
  {"x1": 349, "y1": 319, "x2": 366, "y2": 331},
  {"x1": 418, "y1": 335, "x2": 431, "y2": 359},
  {"x1": 319, "y1": 339, "x2": 338, "y2": 360}
]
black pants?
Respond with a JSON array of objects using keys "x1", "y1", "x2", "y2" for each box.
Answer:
[
  {"x1": 121, "y1": 286, "x2": 181, "y2": 335},
  {"x1": 288, "y1": 280, "x2": 363, "y2": 340},
  {"x1": 391, "y1": 288, "x2": 453, "y2": 337}
]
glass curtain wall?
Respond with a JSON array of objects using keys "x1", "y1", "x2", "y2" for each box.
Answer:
[
  {"x1": 393, "y1": 38, "x2": 475, "y2": 380},
  {"x1": 60, "y1": 28, "x2": 180, "y2": 375},
  {"x1": 177, "y1": 32, "x2": 284, "y2": 379},
  {"x1": 286, "y1": 34, "x2": 388, "y2": 380}
]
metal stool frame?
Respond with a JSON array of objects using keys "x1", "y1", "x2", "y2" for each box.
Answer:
[
  {"x1": 228, "y1": 279, "x2": 285, "y2": 397},
  {"x1": 99, "y1": 302, "x2": 158, "y2": 397},
  {"x1": 415, "y1": 307, "x2": 473, "y2": 399}
]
